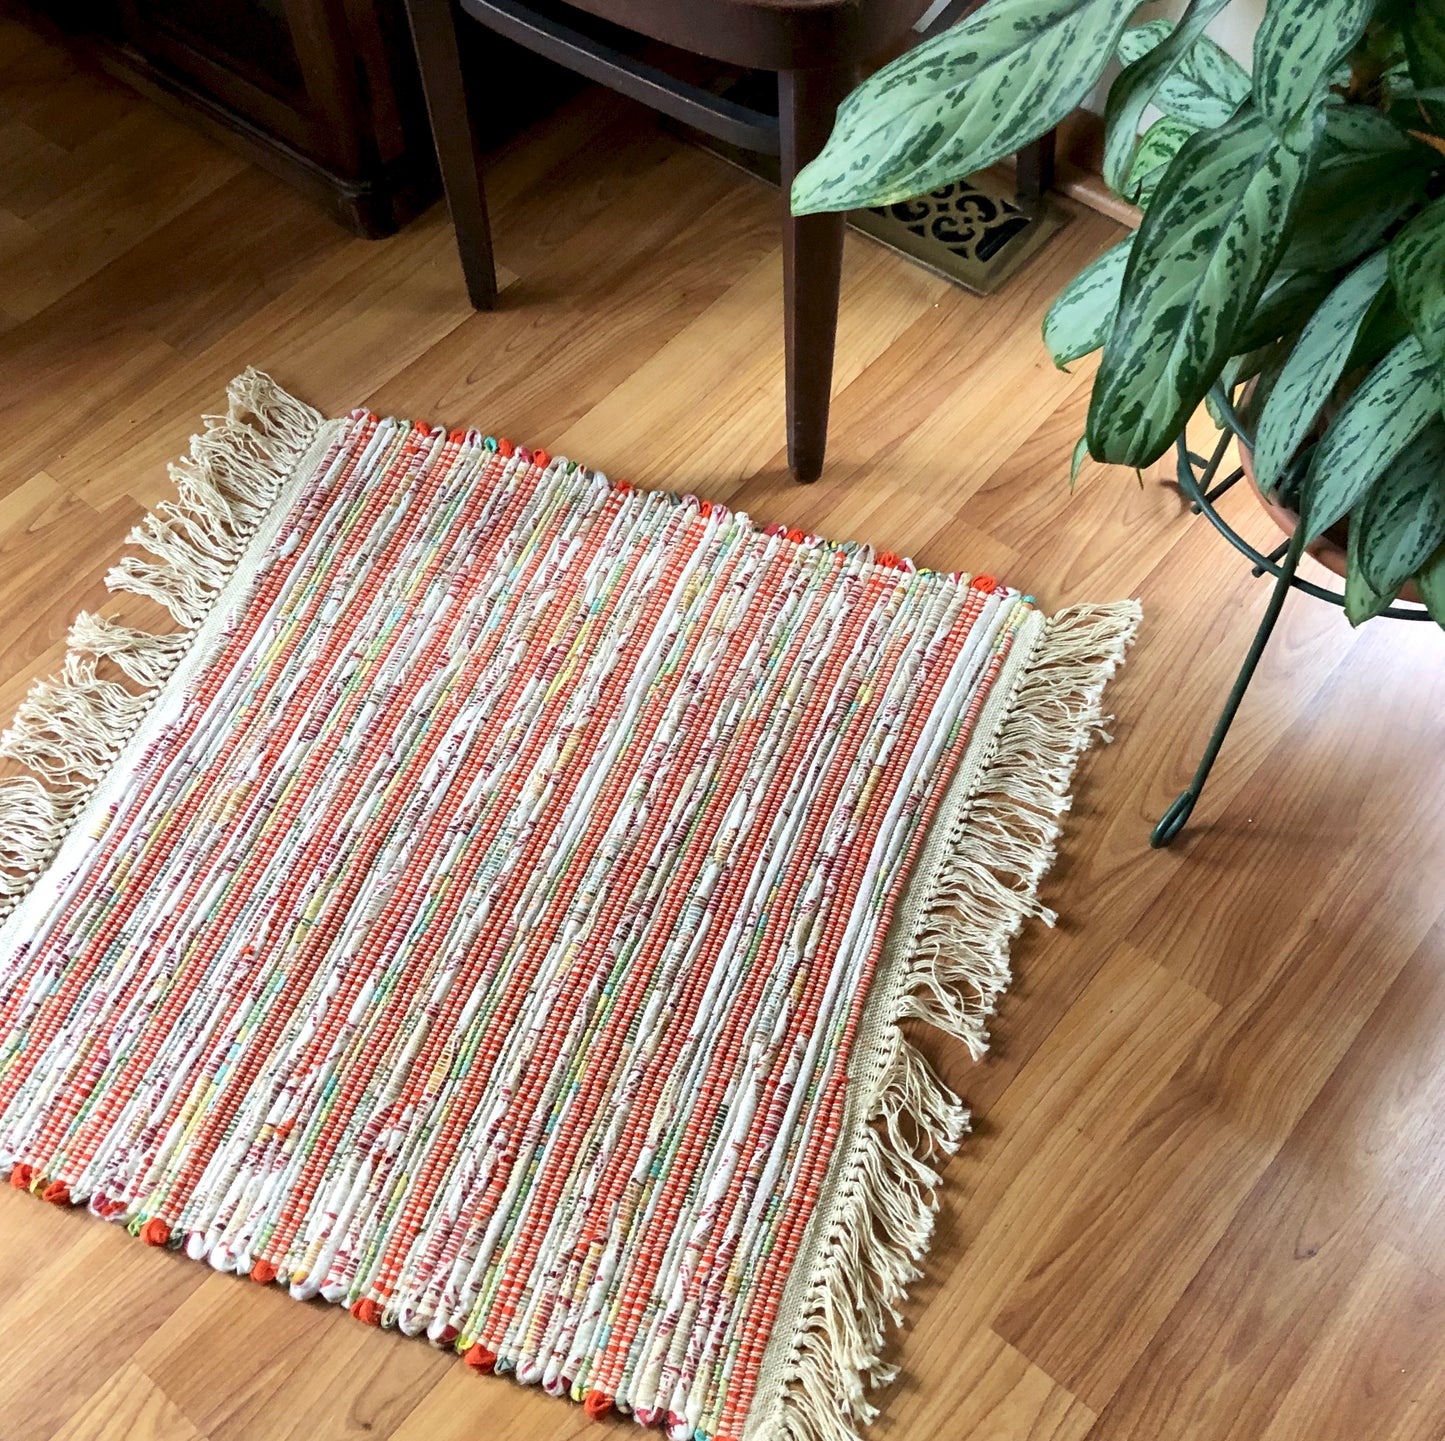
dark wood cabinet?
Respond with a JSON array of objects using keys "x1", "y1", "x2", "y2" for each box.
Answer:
[
  {"x1": 110, "y1": 0, "x2": 400, "y2": 173},
  {"x1": 17, "y1": 0, "x2": 549, "y2": 237}
]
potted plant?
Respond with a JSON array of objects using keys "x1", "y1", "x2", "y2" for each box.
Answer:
[{"x1": 791, "y1": 0, "x2": 1445, "y2": 628}]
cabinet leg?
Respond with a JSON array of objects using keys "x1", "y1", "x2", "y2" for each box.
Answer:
[{"x1": 1015, "y1": 129, "x2": 1056, "y2": 208}]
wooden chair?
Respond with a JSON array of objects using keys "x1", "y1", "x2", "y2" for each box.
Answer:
[{"x1": 404, "y1": 0, "x2": 1049, "y2": 482}]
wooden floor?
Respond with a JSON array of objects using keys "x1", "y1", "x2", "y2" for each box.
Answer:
[{"x1": 4, "y1": 17, "x2": 1445, "y2": 1441}]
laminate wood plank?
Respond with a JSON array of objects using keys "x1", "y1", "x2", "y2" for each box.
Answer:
[
  {"x1": 0, "y1": 472, "x2": 143, "y2": 698},
  {"x1": 0, "y1": 18, "x2": 136, "y2": 150},
  {"x1": 2, "y1": 21, "x2": 1444, "y2": 1441},
  {"x1": 810, "y1": 219, "x2": 1113, "y2": 477},
  {"x1": 2, "y1": 96, "x2": 646, "y2": 492},
  {"x1": 0, "y1": 328, "x2": 181, "y2": 500},
  {"x1": 957, "y1": 380, "x2": 1183, "y2": 606},
  {"x1": 793, "y1": 223, "x2": 1119, "y2": 503},
  {"x1": 0, "y1": 12, "x2": 51, "y2": 81},
  {"x1": 366, "y1": 145, "x2": 779, "y2": 439},
  {"x1": 428, "y1": 81, "x2": 672, "y2": 224},
  {"x1": 835, "y1": 491, "x2": 1021, "y2": 580},
  {"x1": 80, "y1": 167, "x2": 352, "y2": 358},
  {"x1": 925, "y1": 508, "x2": 1367, "y2": 1144},
  {"x1": 388, "y1": 1364, "x2": 603, "y2": 1441},
  {"x1": 0, "y1": 1165, "x2": 95, "y2": 1302},
  {"x1": 48, "y1": 1365, "x2": 206, "y2": 1441},
  {"x1": 875, "y1": 944, "x2": 1218, "y2": 1438},
  {"x1": 992, "y1": 622, "x2": 1445, "y2": 1410},
  {"x1": 132, "y1": 1276, "x2": 446, "y2": 1441},
  {"x1": 0, "y1": 1218, "x2": 207, "y2": 1441},
  {"x1": 910, "y1": 1331, "x2": 1096, "y2": 1441},
  {"x1": 1255, "y1": 1241, "x2": 1445, "y2": 1441},
  {"x1": 48, "y1": 211, "x2": 475, "y2": 514},
  {"x1": 0, "y1": 118, "x2": 73, "y2": 219},
  {"x1": 40, "y1": 105, "x2": 699, "y2": 512},
  {"x1": 0, "y1": 109, "x2": 244, "y2": 322},
  {"x1": 1352, "y1": 933, "x2": 1445, "y2": 1272},
  {"x1": 991, "y1": 947, "x2": 1219, "y2": 1151},
  {"x1": 0, "y1": 171, "x2": 350, "y2": 504},
  {"x1": 1085, "y1": 920, "x2": 1445, "y2": 1441},
  {"x1": 717, "y1": 215, "x2": 1121, "y2": 551},
  {"x1": 1127, "y1": 611, "x2": 1445, "y2": 1006},
  {"x1": 550, "y1": 233, "x2": 946, "y2": 491}
]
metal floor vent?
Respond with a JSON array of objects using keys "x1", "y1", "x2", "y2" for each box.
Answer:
[
  {"x1": 668, "y1": 72, "x2": 1067, "y2": 297},
  {"x1": 847, "y1": 175, "x2": 1067, "y2": 296}
]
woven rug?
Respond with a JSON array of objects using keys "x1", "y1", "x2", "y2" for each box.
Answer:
[{"x1": 0, "y1": 374, "x2": 1136, "y2": 1441}]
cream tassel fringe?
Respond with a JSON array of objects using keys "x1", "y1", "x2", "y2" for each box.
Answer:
[
  {"x1": 0, "y1": 370, "x2": 321, "y2": 922},
  {"x1": 769, "y1": 599, "x2": 1142, "y2": 1441}
]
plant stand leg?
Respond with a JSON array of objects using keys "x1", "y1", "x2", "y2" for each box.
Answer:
[{"x1": 1150, "y1": 526, "x2": 1305, "y2": 848}]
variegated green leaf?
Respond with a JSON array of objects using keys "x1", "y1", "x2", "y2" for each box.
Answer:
[
  {"x1": 1280, "y1": 107, "x2": 1426, "y2": 273},
  {"x1": 1253, "y1": 0, "x2": 1373, "y2": 148},
  {"x1": 1070, "y1": 434, "x2": 1090, "y2": 487},
  {"x1": 1323, "y1": 104, "x2": 1414, "y2": 152},
  {"x1": 1117, "y1": 19, "x2": 1250, "y2": 127},
  {"x1": 1209, "y1": 341, "x2": 1286, "y2": 429},
  {"x1": 1222, "y1": 340, "x2": 1286, "y2": 398},
  {"x1": 1252, "y1": 250, "x2": 1390, "y2": 494},
  {"x1": 1236, "y1": 269, "x2": 1343, "y2": 351},
  {"x1": 1347, "y1": 288, "x2": 1412, "y2": 371},
  {"x1": 1174, "y1": 30, "x2": 1252, "y2": 121},
  {"x1": 1086, "y1": 112, "x2": 1313, "y2": 467},
  {"x1": 1124, "y1": 116, "x2": 1196, "y2": 204},
  {"x1": 1344, "y1": 516, "x2": 1397, "y2": 626},
  {"x1": 1298, "y1": 336, "x2": 1441, "y2": 540},
  {"x1": 1043, "y1": 236, "x2": 1133, "y2": 367},
  {"x1": 1116, "y1": 18, "x2": 1168, "y2": 65},
  {"x1": 1244, "y1": 337, "x2": 1307, "y2": 444},
  {"x1": 790, "y1": 0, "x2": 1135, "y2": 216},
  {"x1": 1103, "y1": 0, "x2": 1232, "y2": 192},
  {"x1": 1389, "y1": 195, "x2": 1445, "y2": 366},
  {"x1": 1355, "y1": 419, "x2": 1445, "y2": 594},
  {"x1": 1403, "y1": 0, "x2": 1445, "y2": 129},
  {"x1": 1415, "y1": 538, "x2": 1445, "y2": 626}
]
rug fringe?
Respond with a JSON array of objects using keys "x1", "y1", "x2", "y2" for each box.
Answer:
[
  {"x1": 0, "y1": 370, "x2": 321, "y2": 921},
  {"x1": 769, "y1": 599, "x2": 1141, "y2": 1441}
]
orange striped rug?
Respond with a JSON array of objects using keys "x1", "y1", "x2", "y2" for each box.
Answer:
[{"x1": 0, "y1": 373, "x2": 1136, "y2": 1441}]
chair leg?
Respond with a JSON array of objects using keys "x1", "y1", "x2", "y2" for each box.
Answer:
[
  {"x1": 778, "y1": 64, "x2": 852, "y2": 483},
  {"x1": 404, "y1": 0, "x2": 499, "y2": 310}
]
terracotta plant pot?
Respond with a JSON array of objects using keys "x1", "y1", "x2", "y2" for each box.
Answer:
[{"x1": 1234, "y1": 431, "x2": 1424, "y2": 606}]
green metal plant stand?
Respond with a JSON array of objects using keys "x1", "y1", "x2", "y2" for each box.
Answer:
[{"x1": 1150, "y1": 388, "x2": 1434, "y2": 848}]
